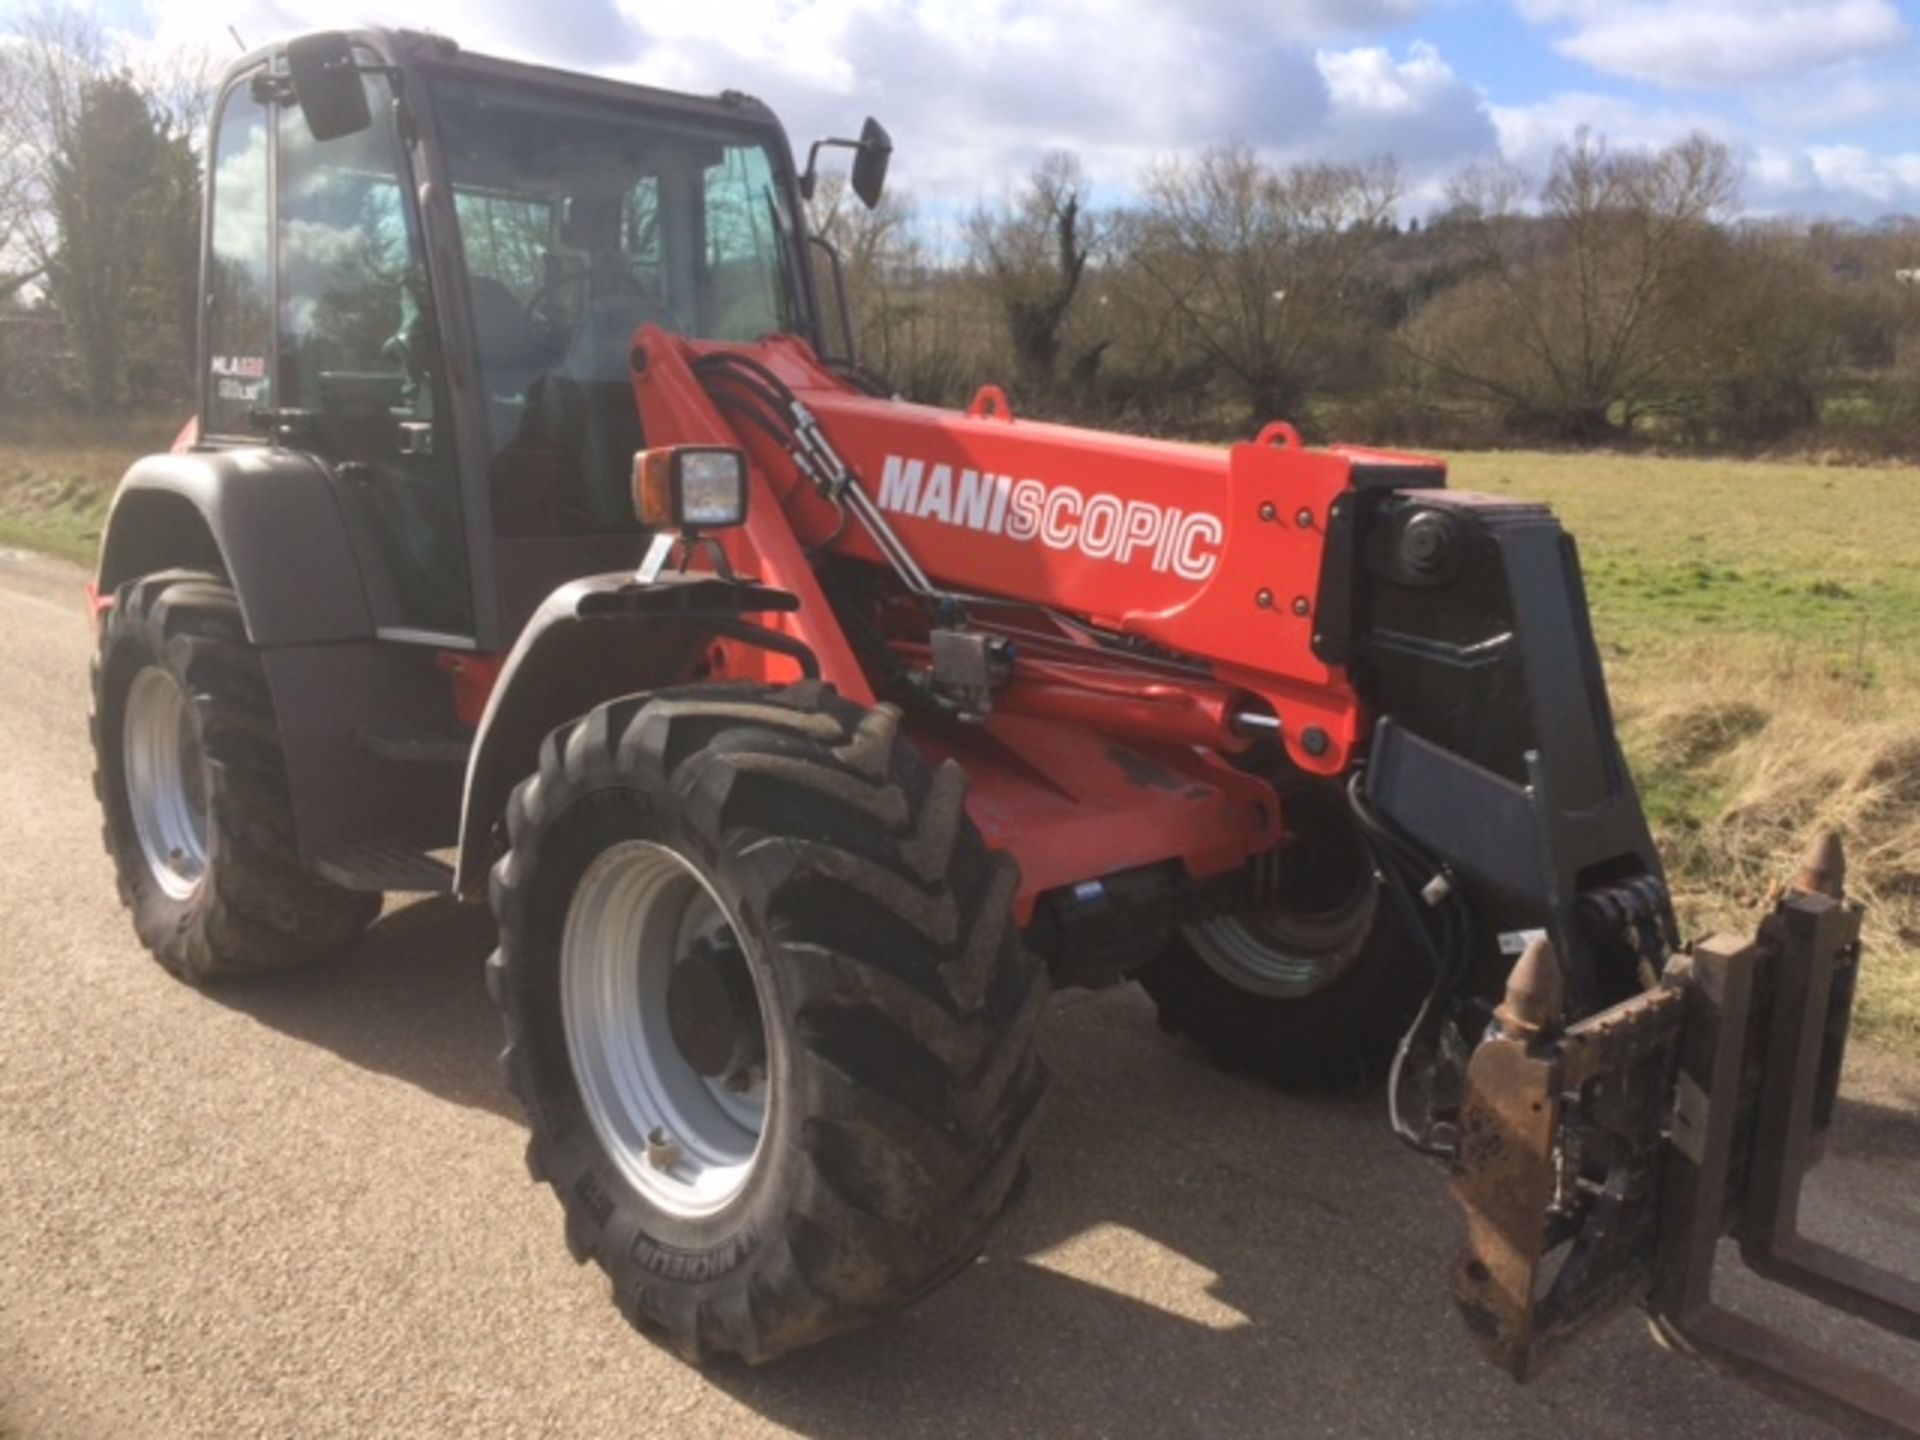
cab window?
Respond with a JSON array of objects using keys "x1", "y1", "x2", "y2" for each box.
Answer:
[
  {"x1": 204, "y1": 82, "x2": 273, "y2": 436},
  {"x1": 435, "y1": 76, "x2": 804, "y2": 536},
  {"x1": 279, "y1": 67, "x2": 470, "y2": 635},
  {"x1": 701, "y1": 143, "x2": 790, "y2": 341}
]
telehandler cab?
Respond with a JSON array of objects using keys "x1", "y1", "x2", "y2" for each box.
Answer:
[{"x1": 88, "y1": 28, "x2": 1918, "y2": 1431}]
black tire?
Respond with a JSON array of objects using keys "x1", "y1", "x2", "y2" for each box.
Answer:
[
  {"x1": 91, "y1": 569, "x2": 381, "y2": 982},
  {"x1": 488, "y1": 681, "x2": 1049, "y2": 1362},
  {"x1": 1135, "y1": 775, "x2": 1425, "y2": 1089}
]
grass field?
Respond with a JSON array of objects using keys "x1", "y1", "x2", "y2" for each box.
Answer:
[
  {"x1": 2, "y1": 423, "x2": 1915, "y2": 1046},
  {"x1": 0, "y1": 413, "x2": 166, "y2": 564}
]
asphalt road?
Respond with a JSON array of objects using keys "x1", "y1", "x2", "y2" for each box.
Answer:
[{"x1": 2, "y1": 546, "x2": 1916, "y2": 1440}]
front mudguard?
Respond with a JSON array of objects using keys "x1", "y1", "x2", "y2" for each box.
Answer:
[{"x1": 452, "y1": 571, "x2": 809, "y2": 898}]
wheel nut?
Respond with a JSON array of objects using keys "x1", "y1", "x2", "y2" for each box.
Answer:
[
  {"x1": 1296, "y1": 507, "x2": 1315, "y2": 528},
  {"x1": 1258, "y1": 501, "x2": 1277, "y2": 522},
  {"x1": 1256, "y1": 589, "x2": 1274, "y2": 608},
  {"x1": 645, "y1": 1127, "x2": 683, "y2": 1171},
  {"x1": 1291, "y1": 596, "x2": 1310, "y2": 617}
]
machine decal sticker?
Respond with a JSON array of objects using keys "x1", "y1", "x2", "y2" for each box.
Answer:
[{"x1": 878, "y1": 453, "x2": 1223, "y2": 580}]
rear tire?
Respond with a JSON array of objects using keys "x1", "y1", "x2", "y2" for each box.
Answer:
[
  {"x1": 1136, "y1": 774, "x2": 1424, "y2": 1089},
  {"x1": 91, "y1": 570, "x2": 380, "y2": 982},
  {"x1": 488, "y1": 681, "x2": 1048, "y2": 1361}
]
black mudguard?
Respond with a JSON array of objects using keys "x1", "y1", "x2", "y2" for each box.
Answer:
[
  {"x1": 98, "y1": 449, "x2": 374, "y2": 645},
  {"x1": 453, "y1": 572, "x2": 809, "y2": 898}
]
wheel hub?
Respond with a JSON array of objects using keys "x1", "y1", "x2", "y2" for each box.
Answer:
[
  {"x1": 1184, "y1": 781, "x2": 1380, "y2": 998},
  {"x1": 666, "y1": 935, "x2": 765, "y2": 1088}
]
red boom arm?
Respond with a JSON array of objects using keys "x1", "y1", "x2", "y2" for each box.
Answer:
[{"x1": 629, "y1": 328, "x2": 1445, "y2": 919}]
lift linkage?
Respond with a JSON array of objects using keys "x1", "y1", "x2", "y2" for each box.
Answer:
[{"x1": 1451, "y1": 840, "x2": 1920, "y2": 1436}]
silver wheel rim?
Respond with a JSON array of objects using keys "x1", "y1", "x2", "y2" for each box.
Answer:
[
  {"x1": 1183, "y1": 898, "x2": 1375, "y2": 998},
  {"x1": 561, "y1": 841, "x2": 770, "y2": 1218},
  {"x1": 123, "y1": 666, "x2": 208, "y2": 902},
  {"x1": 1184, "y1": 782, "x2": 1382, "y2": 999}
]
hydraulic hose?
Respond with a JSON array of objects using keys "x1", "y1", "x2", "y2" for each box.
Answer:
[{"x1": 1348, "y1": 772, "x2": 1474, "y2": 1159}]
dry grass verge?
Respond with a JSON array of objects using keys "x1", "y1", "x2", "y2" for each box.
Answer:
[{"x1": 1615, "y1": 647, "x2": 1920, "y2": 1048}]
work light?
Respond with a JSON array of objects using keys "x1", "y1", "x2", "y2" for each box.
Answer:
[{"x1": 631, "y1": 446, "x2": 749, "y2": 530}]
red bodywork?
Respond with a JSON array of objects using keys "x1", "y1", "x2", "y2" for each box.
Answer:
[{"x1": 501, "y1": 331, "x2": 1440, "y2": 920}]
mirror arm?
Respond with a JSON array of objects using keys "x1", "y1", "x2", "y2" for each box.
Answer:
[{"x1": 798, "y1": 136, "x2": 864, "y2": 202}]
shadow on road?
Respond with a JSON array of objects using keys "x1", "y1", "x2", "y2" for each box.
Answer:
[
  {"x1": 212, "y1": 895, "x2": 513, "y2": 1121},
  {"x1": 207, "y1": 898, "x2": 1920, "y2": 1439}
]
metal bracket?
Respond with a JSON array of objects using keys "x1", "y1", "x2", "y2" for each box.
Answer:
[
  {"x1": 1451, "y1": 882, "x2": 1919, "y2": 1436},
  {"x1": 928, "y1": 628, "x2": 1012, "y2": 720}
]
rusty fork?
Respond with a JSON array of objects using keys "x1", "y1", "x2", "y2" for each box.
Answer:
[{"x1": 1452, "y1": 835, "x2": 1920, "y2": 1437}]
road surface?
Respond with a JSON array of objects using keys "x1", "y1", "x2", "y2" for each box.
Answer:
[{"x1": 2, "y1": 547, "x2": 1915, "y2": 1439}]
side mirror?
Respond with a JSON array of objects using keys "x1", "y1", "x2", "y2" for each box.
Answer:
[
  {"x1": 798, "y1": 117, "x2": 894, "y2": 210},
  {"x1": 286, "y1": 31, "x2": 372, "y2": 142},
  {"x1": 850, "y1": 117, "x2": 892, "y2": 210}
]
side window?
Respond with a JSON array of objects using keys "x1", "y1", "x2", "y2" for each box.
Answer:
[
  {"x1": 279, "y1": 79, "x2": 425, "y2": 419},
  {"x1": 701, "y1": 145, "x2": 791, "y2": 340},
  {"x1": 279, "y1": 72, "x2": 471, "y2": 636},
  {"x1": 204, "y1": 83, "x2": 273, "y2": 436}
]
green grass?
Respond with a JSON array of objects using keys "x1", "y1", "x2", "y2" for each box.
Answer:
[
  {"x1": 1447, "y1": 451, "x2": 1920, "y2": 676},
  {"x1": 0, "y1": 414, "x2": 174, "y2": 566}
]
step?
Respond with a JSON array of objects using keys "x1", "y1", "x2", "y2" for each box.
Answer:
[
  {"x1": 355, "y1": 723, "x2": 472, "y2": 766},
  {"x1": 314, "y1": 839, "x2": 455, "y2": 894}
]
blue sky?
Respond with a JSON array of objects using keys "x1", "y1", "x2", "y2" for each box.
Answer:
[{"x1": 54, "y1": 0, "x2": 1920, "y2": 219}]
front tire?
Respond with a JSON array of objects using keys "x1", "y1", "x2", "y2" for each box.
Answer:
[
  {"x1": 91, "y1": 570, "x2": 380, "y2": 982},
  {"x1": 488, "y1": 682, "x2": 1048, "y2": 1361}
]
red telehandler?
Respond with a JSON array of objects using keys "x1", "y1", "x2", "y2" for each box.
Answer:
[{"x1": 87, "y1": 28, "x2": 1917, "y2": 1433}]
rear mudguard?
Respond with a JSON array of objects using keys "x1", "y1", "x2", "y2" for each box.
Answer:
[
  {"x1": 98, "y1": 449, "x2": 374, "y2": 645},
  {"x1": 452, "y1": 571, "x2": 810, "y2": 898}
]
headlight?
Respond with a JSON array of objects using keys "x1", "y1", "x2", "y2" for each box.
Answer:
[{"x1": 631, "y1": 446, "x2": 749, "y2": 530}]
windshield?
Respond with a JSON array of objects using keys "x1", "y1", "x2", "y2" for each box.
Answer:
[{"x1": 433, "y1": 76, "x2": 804, "y2": 535}]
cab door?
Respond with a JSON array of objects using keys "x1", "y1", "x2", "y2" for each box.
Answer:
[{"x1": 277, "y1": 64, "x2": 472, "y2": 642}]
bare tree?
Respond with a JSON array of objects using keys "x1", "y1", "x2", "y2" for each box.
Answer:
[
  {"x1": 0, "y1": 44, "x2": 41, "y2": 300},
  {"x1": 0, "y1": 0, "x2": 106, "y2": 296},
  {"x1": 966, "y1": 152, "x2": 1104, "y2": 399},
  {"x1": 125, "y1": 38, "x2": 220, "y2": 141},
  {"x1": 807, "y1": 171, "x2": 984, "y2": 402},
  {"x1": 1401, "y1": 131, "x2": 1738, "y2": 440},
  {"x1": 808, "y1": 169, "x2": 916, "y2": 359},
  {"x1": 1132, "y1": 145, "x2": 1399, "y2": 429}
]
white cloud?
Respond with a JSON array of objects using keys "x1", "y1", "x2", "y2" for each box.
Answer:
[
  {"x1": 1318, "y1": 40, "x2": 1454, "y2": 117},
  {"x1": 1749, "y1": 68, "x2": 1920, "y2": 129},
  {"x1": 1516, "y1": 0, "x2": 1911, "y2": 89},
  {"x1": 1748, "y1": 143, "x2": 1920, "y2": 213},
  {"x1": 136, "y1": 0, "x2": 1495, "y2": 205},
  {"x1": 1488, "y1": 91, "x2": 1723, "y2": 174},
  {"x1": 1490, "y1": 90, "x2": 1920, "y2": 221},
  {"x1": 1313, "y1": 41, "x2": 1499, "y2": 176},
  {"x1": 125, "y1": 0, "x2": 1920, "y2": 222}
]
